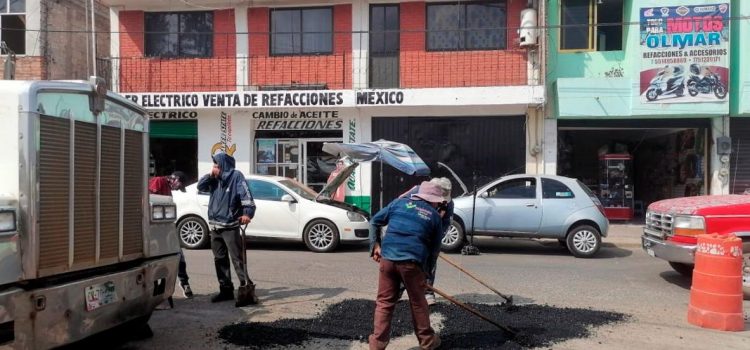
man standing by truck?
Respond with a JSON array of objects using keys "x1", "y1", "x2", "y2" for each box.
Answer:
[
  {"x1": 149, "y1": 171, "x2": 194, "y2": 299},
  {"x1": 198, "y1": 152, "x2": 258, "y2": 307}
]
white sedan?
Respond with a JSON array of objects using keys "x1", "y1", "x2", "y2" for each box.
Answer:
[{"x1": 172, "y1": 164, "x2": 370, "y2": 252}]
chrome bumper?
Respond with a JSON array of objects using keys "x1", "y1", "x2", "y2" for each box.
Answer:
[{"x1": 641, "y1": 234, "x2": 696, "y2": 264}]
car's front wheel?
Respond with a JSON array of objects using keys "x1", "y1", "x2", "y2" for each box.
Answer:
[
  {"x1": 441, "y1": 220, "x2": 465, "y2": 252},
  {"x1": 669, "y1": 261, "x2": 694, "y2": 277},
  {"x1": 303, "y1": 219, "x2": 340, "y2": 253},
  {"x1": 566, "y1": 225, "x2": 601, "y2": 258},
  {"x1": 177, "y1": 216, "x2": 210, "y2": 249}
]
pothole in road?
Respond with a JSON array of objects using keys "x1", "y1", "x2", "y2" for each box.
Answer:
[{"x1": 218, "y1": 299, "x2": 629, "y2": 349}]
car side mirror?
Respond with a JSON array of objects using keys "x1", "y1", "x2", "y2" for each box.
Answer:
[
  {"x1": 479, "y1": 192, "x2": 488, "y2": 198},
  {"x1": 281, "y1": 194, "x2": 296, "y2": 203}
]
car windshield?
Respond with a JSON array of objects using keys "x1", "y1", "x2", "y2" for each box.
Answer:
[{"x1": 279, "y1": 179, "x2": 318, "y2": 201}]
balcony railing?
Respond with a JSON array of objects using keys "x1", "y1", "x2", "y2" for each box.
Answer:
[{"x1": 106, "y1": 49, "x2": 532, "y2": 93}]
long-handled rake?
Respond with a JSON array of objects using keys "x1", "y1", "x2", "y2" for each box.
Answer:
[
  {"x1": 439, "y1": 254, "x2": 513, "y2": 306},
  {"x1": 427, "y1": 285, "x2": 517, "y2": 338}
]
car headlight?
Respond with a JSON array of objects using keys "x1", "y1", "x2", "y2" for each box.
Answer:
[
  {"x1": 152, "y1": 206, "x2": 165, "y2": 220},
  {"x1": 672, "y1": 215, "x2": 705, "y2": 237},
  {"x1": 347, "y1": 211, "x2": 366, "y2": 222},
  {"x1": 164, "y1": 205, "x2": 176, "y2": 220},
  {"x1": 0, "y1": 209, "x2": 16, "y2": 232}
]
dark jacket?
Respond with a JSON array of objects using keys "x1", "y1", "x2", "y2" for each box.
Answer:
[
  {"x1": 369, "y1": 197, "x2": 442, "y2": 275},
  {"x1": 197, "y1": 152, "x2": 256, "y2": 228}
]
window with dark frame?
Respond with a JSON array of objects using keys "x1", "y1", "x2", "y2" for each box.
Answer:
[
  {"x1": 0, "y1": 0, "x2": 26, "y2": 55},
  {"x1": 144, "y1": 11, "x2": 213, "y2": 58},
  {"x1": 271, "y1": 7, "x2": 333, "y2": 56},
  {"x1": 560, "y1": 0, "x2": 623, "y2": 51},
  {"x1": 426, "y1": 1, "x2": 506, "y2": 51}
]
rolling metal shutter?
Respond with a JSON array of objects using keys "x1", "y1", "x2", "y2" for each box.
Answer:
[
  {"x1": 371, "y1": 116, "x2": 526, "y2": 212},
  {"x1": 730, "y1": 118, "x2": 750, "y2": 194}
]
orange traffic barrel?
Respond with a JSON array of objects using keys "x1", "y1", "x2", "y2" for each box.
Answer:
[{"x1": 687, "y1": 233, "x2": 744, "y2": 331}]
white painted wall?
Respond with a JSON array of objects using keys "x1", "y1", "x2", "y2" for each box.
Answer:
[
  {"x1": 197, "y1": 110, "x2": 252, "y2": 177},
  {"x1": 24, "y1": 0, "x2": 42, "y2": 56},
  {"x1": 109, "y1": 6, "x2": 121, "y2": 92},
  {"x1": 235, "y1": 5, "x2": 249, "y2": 90}
]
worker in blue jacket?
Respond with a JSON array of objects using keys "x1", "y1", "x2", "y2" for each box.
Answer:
[
  {"x1": 197, "y1": 151, "x2": 257, "y2": 306},
  {"x1": 368, "y1": 181, "x2": 444, "y2": 350},
  {"x1": 400, "y1": 177, "x2": 453, "y2": 305}
]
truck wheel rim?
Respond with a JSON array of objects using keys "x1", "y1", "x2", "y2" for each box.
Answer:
[
  {"x1": 309, "y1": 223, "x2": 334, "y2": 249},
  {"x1": 180, "y1": 221, "x2": 204, "y2": 245},
  {"x1": 743, "y1": 253, "x2": 750, "y2": 291},
  {"x1": 573, "y1": 230, "x2": 597, "y2": 253},
  {"x1": 442, "y1": 225, "x2": 459, "y2": 246}
]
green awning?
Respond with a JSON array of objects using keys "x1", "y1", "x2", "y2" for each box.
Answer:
[{"x1": 149, "y1": 121, "x2": 197, "y2": 139}]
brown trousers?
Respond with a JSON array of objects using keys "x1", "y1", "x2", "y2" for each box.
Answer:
[{"x1": 369, "y1": 259, "x2": 440, "y2": 350}]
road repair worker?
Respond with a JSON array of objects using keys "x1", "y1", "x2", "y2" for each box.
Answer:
[
  {"x1": 197, "y1": 152, "x2": 258, "y2": 307},
  {"x1": 400, "y1": 177, "x2": 453, "y2": 305},
  {"x1": 368, "y1": 181, "x2": 444, "y2": 350}
]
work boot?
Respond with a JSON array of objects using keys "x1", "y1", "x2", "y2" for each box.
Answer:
[
  {"x1": 210, "y1": 288, "x2": 234, "y2": 303},
  {"x1": 235, "y1": 283, "x2": 259, "y2": 307},
  {"x1": 180, "y1": 283, "x2": 194, "y2": 299}
]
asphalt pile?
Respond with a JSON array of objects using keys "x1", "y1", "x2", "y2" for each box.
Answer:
[{"x1": 218, "y1": 299, "x2": 628, "y2": 349}]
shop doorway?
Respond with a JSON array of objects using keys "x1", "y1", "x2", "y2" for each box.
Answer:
[
  {"x1": 149, "y1": 120, "x2": 198, "y2": 182},
  {"x1": 255, "y1": 133, "x2": 343, "y2": 192},
  {"x1": 558, "y1": 119, "x2": 710, "y2": 220}
]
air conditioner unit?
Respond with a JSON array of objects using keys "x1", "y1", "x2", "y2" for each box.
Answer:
[{"x1": 519, "y1": 8, "x2": 538, "y2": 47}]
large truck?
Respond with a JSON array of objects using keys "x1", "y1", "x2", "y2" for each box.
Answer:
[{"x1": 0, "y1": 79, "x2": 180, "y2": 348}]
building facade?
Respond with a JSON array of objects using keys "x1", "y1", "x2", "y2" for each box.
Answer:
[
  {"x1": 102, "y1": 0, "x2": 547, "y2": 213},
  {"x1": 729, "y1": 0, "x2": 750, "y2": 194},
  {"x1": 547, "y1": 0, "x2": 739, "y2": 220},
  {"x1": 0, "y1": 0, "x2": 110, "y2": 80}
]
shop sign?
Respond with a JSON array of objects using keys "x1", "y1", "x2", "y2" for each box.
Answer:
[
  {"x1": 640, "y1": 3, "x2": 730, "y2": 104},
  {"x1": 253, "y1": 109, "x2": 342, "y2": 130},
  {"x1": 211, "y1": 111, "x2": 236, "y2": 156},
  {"x1": 147, "y1": 111, "x2": 197, "y2": 120},
  {"x1": 124, "y1": 91, "x2": 347, "y2": 109}
]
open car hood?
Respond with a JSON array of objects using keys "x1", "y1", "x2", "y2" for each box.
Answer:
[
  {"x1": 437, "y1": 162, "x2": 469, "y2": 197},
  {"x1": 315, "y1": 162, "x2": 358, "y2": 202}
]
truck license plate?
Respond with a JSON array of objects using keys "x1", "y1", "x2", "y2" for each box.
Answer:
[{"x1": 85, "y1": 281, "x2": 117, "y2": 311}]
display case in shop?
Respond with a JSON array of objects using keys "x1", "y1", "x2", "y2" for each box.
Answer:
[{"x1": 599, "y1": 153, "x2": 634, "y2": 221}]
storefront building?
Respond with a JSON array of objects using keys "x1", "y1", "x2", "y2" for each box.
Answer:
[
  {"x1": 729, "y1": 0, "x2": 750, "y2": 194},
  {"x1": 547, "y1": 0, "x2": 732, "y2": 220},
  {"x1": 104, "y1": 0, "x2": 547, "y2": 213}
]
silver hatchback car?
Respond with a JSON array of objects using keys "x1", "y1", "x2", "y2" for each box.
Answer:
[{"x1": 443, "y1": 174, "x2": 610, "y2": 258}]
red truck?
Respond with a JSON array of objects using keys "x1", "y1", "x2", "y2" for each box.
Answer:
[{"x1": 641, "y1": 195, "x2": 750, "y2": 299}]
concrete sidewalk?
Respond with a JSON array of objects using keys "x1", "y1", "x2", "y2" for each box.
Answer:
[{"x1": 605, "y1": 223, "x2": 645, "y2": 248}]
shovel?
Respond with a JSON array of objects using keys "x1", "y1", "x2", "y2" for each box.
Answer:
[
  {"x1": 439, "y1": 254, "x2": 513, "y2": 305},
  {"x1": 236, "y1": 224, "x2": 259, "y2": 307}
]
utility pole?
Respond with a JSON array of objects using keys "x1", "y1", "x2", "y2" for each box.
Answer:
[
  {"x1": 1, "y1": 41, "x2": 16, "y2": 80},
  {"x1": 91, "y1": 0, "x2": 97, "y2": 77}
]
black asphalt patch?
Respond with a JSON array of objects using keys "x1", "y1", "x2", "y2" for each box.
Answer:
[{"x1": 218, "y1": 299, "x2": 629, "y2": 349}]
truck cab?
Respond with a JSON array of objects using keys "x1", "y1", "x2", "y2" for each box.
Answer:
[
  {"x1": 0, "y1": 79, "x2": 180, "y2": 349},
  {"x1": 641, "y1": 195, "x2": 750, "y2": 299}
]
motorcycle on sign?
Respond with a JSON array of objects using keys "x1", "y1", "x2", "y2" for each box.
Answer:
[
  {"x1": 687, "y1": 63, "x2": 728, "y2": 99},
  {"x1": 645, "y1": 65, "x2": 685, "y2": 102}
]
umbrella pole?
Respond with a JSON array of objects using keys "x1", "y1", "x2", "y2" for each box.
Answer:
[{"x1": 379, "y1": 159, "x2": 384, "y2": 210}]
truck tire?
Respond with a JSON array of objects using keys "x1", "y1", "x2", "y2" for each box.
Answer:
[{"x1": 668, "y1": 262, "x2": 694, "y2": 277}]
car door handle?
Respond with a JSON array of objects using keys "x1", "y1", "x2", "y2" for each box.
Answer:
[{"x1": 525, "y1": 203, "x2": 536, "y2": 207}]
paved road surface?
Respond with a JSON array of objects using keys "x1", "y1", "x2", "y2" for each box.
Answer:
[{"x1": 109, "y1": 230, "x2": 747, "y2": 349}]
